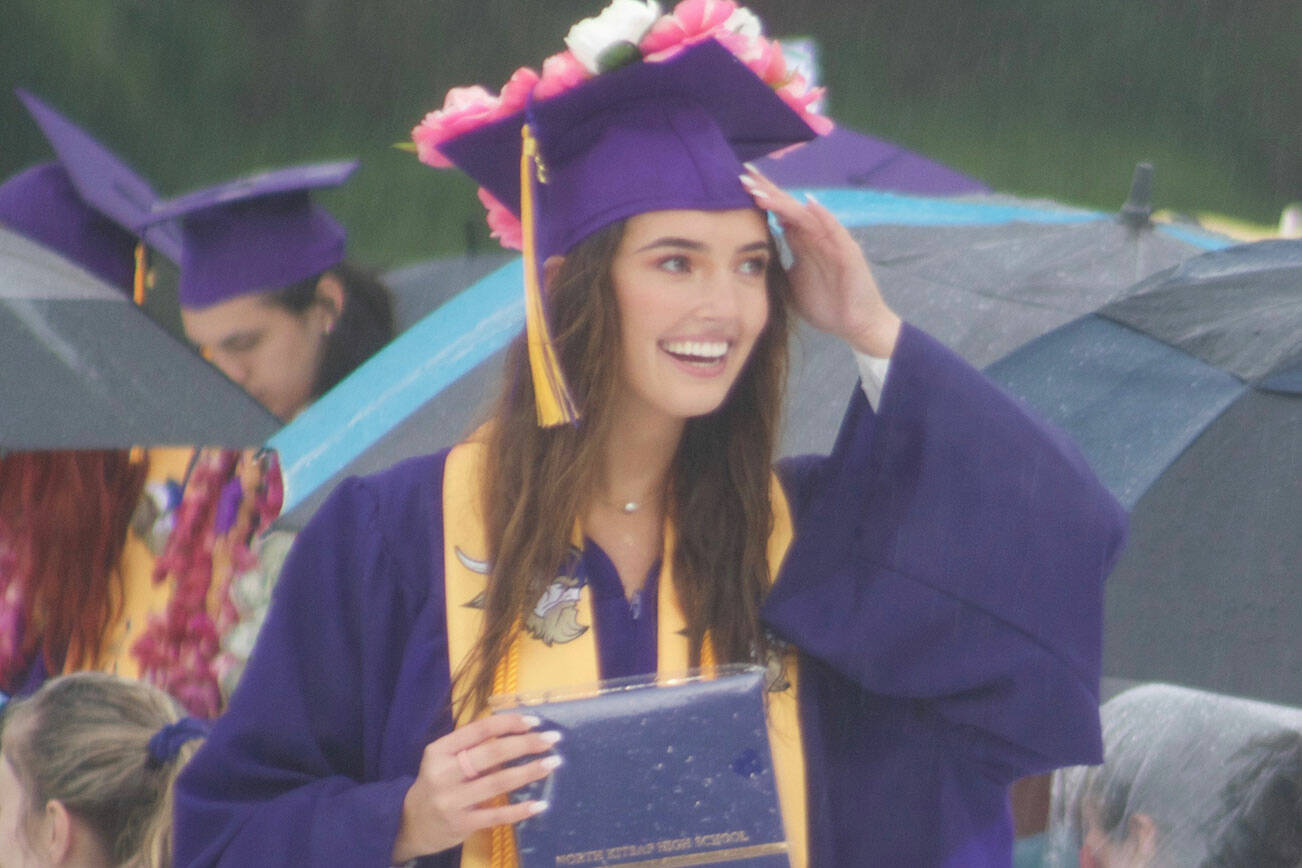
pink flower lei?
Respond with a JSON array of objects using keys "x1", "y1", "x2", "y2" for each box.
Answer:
[{"x1": 412, "y1": 0, "x2": 831, "y2": 250}]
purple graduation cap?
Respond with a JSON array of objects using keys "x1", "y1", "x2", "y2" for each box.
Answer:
[
  {"x1": 439, "y1": 39, "x2": 818, "y2": 264},
  {"x1": 433, "y1": 39, "x2": 821, "y2": 424},
  {"x1": 0, "y1": 88, "x2": 180, "y2": 292},
  {"x1": 142, "y1": 161, "x2": 358, "y2": 309}
]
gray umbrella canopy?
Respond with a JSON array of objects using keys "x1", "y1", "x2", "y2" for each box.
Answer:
[
  {"x1": 783, "y1": 205, "x2": 1226, "y2": 455},
  {"x1": 1, "y1": 227, "x2": 280, "y2": 448},
  {"x1": 988, "y1": 240, "x2": 1302, "y2": 705},
  {"x1": 270, "y1": 190, "x2": 1230, "y2": 527}
]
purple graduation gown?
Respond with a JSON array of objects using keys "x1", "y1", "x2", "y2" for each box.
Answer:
[{"x1": 174, "y1": 324, "x2": 1127, "y2": 866}]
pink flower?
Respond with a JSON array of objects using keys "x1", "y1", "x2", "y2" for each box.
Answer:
[
  {"x1": 640, "y1": 0, "x2": 740, "y2": 58},
  {"x1": 535, "y1": 50, "x2": 590, "y2": 100},
  {"x1": 499, "y1": 66, "x2": 541, "y2": 114},
  {"x1": 723, "y1": 31, "x2": 785, "y2": 85},
  {"x1": 776, "y1": 75, "x2": 834, "y2": 135},
  {"x1": 412, "y1": 86, "x2": 503, "y2": 169},
  {"x1": 479, "y1": 187, "x2": 524, "y2": 250}
]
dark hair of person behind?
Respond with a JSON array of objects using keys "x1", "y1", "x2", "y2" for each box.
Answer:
[
  {"x1": 459, "y1": 219, "x2": 791, "y2": 715},
  {"x1": 0, "y1": 451, "x2": 146, "y2": 690},
  {"x1": 1202, "y1": 729, "x2": 1302, "y2": 868},
  {"x1": 267, "y1": 260, "x2": 395, "y2": 397}
]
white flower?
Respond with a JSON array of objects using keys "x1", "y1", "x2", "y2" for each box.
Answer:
[
  {"x1": 565, "y1": 0, "x2": 662, "y2": 74},
  {"x1": 724, "y1": 6, "x2": 762, "y2": 37}
]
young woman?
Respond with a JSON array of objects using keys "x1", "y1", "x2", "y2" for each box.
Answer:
[
  {"x1": 174, "y1": 4, "x2": 1127, "y2": 865},
  {"x1": 0, "y1": 672, "x2": 206, "y2": 868}
]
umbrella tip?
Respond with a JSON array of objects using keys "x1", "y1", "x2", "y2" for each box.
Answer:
[{"x1": 1119, "y1": 162, "x2": 1154, "y2": 229}]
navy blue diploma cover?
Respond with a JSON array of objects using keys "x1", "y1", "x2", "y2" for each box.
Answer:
[{"x1": 497, "y1": 666, "x2": 790, "y2": 866}]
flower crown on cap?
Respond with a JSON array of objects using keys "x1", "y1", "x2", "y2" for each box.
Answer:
[{"x1": 412, "y1": 0, "x2": 832, "y2": 250}]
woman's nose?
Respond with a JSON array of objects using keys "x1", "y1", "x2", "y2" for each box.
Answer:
[{"x1": 697, "y1": 271, "x2": 743, "y2": 319}]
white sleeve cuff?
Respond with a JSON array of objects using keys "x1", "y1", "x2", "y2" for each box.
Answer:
[{"x1": 854, "y1": 348, "x2": 892, "y2": 411}]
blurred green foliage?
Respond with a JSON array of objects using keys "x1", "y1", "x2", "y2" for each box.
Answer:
[{"x1": 2, "y1": 0, "x2": 1297, "y2": 269}]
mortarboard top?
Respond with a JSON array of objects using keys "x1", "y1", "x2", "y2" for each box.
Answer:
[
  {"x1": 143, "y1": 160, "x2": 358, "y2": 309},
  {"x1": 0, "y1": 162, "x2": 139, "y2": 291},
  {"x1": 13, "y1": 88, "x2": 181, "y2": 264},
  {"x1": 439, "y1": 39, "x2": 818, "y2": 264}
]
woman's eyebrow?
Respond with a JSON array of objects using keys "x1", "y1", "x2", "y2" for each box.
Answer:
[
  {"x1": 633, "y1": 236, "x2": 706, "y2": 254},
  {"x1": 632, "y1": 238, "x2": 770, "y2": 254}
]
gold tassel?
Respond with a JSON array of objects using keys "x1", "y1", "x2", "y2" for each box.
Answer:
[
  {"x1": 132, "y1": 241, "x2": 148, "y2": 306},
  {"x1": 520, "y1": 124, "x2": 578, "y2": 427}
]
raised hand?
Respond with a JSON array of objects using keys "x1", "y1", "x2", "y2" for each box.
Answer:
[
  {"x1": 391, "y1": 713, "x2": 562, "y2": 862},
  {"x1": 741, "y1": 165, "x2": 901, "y2": 358}
]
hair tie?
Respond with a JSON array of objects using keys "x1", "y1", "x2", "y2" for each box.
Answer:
[{"x1": 146, "y1": 717, "x2": 208, "y2": 768}]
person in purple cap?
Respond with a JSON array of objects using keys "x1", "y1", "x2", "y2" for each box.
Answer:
[
  {"x1": 146, "y1": 161, "x2": 394, "y2": 422},
  {"x1": 132, "y1": 164, "x2": 397, "y2": 718},
  {"x1": 173, "y1": 2, "x2": 1126, "y2": 866}
]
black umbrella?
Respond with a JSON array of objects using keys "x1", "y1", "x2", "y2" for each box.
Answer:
[
  {"x1": 1, "y1": 227, "x2": 280, "y2": 448},
  {"x1": 986, "y1": 239, "x2": 1302, "y2": 706},
  {"x1": 270, "y1": 186, "x2": 1231, "y2": 527}
]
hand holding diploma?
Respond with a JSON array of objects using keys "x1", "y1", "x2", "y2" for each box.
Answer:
[{"x1": 391, "y1": 713, "x2": 561, "y2": 862}]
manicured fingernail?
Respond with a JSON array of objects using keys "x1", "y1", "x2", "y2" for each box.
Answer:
[
  {"x1": 743, "y1": 161, "x2": 760, "y2": 173},
  {"x1": 541, "y1": 755, "x2": 564, "y2": 771},
  {"x1": 539, "y1": 730, "x2": 563, "y2": 745},
  {"x1": 738, "y1": 174, "x2": 757, "y2": 187},
  {"x1": 530, "y1": 800, "x2": 550, "y2": 815},
  {"x1": 804, "y1": 192, "x2": 821, "y2": 205},
  {"x1": 521, "y1": 715, "x2": 542, "y2": 728}
]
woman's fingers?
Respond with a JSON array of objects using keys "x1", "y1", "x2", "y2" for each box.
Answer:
[
  {"x1": 435, "y1": 711, "x2": 540, "y2": 754},
  {"x1": 453, "y1": 727, "x2": 561, "y2": 779},
  {"x1": 392, "y1": 718, "x2": 561, "y2": 861},
  {"x1": 462, "y1": 795, "x2": 552, "y2": 830},
  {"x1": 451, "y1": 752, "x2": 563, "y2": 811}
]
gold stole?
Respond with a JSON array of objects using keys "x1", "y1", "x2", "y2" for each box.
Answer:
[
  {"x1": 443, "y1": 441, "x2": 808, "y2": 868},
  {"x1": 94, "y1": 446, "x2": 193, "y2": 679}
]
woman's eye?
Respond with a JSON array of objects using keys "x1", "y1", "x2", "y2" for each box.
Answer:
[
  {"x1": 657, "y1": 255, "x2": 691, "y2": 274},
  {"x1": 738, "y1": 256, "x2": 769, "y2": 276}
]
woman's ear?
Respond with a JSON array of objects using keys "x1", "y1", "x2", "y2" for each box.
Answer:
[
  {"x1": 542, "y1": 255, "x2": 566, "y2": 297},
  {"x1": 39, "y1": 798, "x2": 73, "y2": 863},
  {"x1": 314, "y1": 272, "x2": 347, "y2": 334}
]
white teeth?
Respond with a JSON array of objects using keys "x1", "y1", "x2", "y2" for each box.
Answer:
[{"x1": 661, "y1": 340, "x2": 728, "y2": 360}]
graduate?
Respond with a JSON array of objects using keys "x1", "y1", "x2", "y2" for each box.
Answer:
[
  {"x1": 137, "y1": 165, "x2": 397, "y2": 715},
  {"x1": 174, "y1": 2, "x2": 1128, "y2": 865},
  {"x1": 144, "y1": 162, "x2": 394, "y2": 424}
]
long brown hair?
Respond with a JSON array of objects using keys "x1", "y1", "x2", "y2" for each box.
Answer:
[
  {"x1": 462, "y1": 217, "x2": 790, "y2": 714},
  {"x1": 0, "y1": 671, "x2": 200, "y2": 868},
  {"x1": 0, "y1": 451, "x2": 146, "y2": 688}
]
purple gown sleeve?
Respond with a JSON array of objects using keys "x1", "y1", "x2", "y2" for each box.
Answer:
[
  {"x1": 768, "y1": 322, "x2": 1128, "y2": 781},
  {"x1": 174, "y1": 454, "x2": 450, "y2": 867}
]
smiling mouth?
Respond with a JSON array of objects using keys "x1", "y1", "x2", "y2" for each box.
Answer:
[{"x1": 660, "y1": 339, "x2": 730, "y2": 366}]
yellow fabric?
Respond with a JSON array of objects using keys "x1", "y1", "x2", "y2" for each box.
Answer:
[
  {"x1": 93, "y1": 446, "x2": 192, "y2": 679},
  {"x1": 445, "y1": 440, "x2": 807, "y2": 868},
  {"x1": 519, "y1": 124, "x2": 578, "y2": 427}
]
